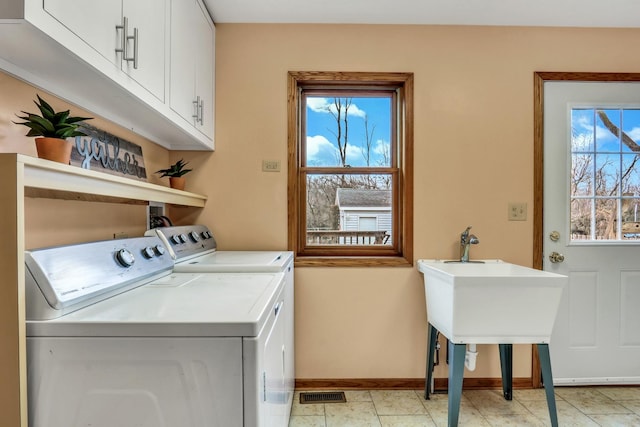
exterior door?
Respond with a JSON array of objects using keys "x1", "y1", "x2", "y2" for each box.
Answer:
[{"x1": 544, "y1": 81, "x2": 640, "y2": 384}]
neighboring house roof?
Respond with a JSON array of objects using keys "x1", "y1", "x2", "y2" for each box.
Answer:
[{"x1": 335, "y1": 188, "x2": 391, "y2": 208}]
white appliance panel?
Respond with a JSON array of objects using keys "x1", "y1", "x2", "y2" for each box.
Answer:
[
  {"x1": 27, "y1": 272, "x2": 285, "y2": 337},
  {"x1": 175, "y1": 251, "x2": 293, "y2": 272},
  {"x1": 27, "y1": 337, "x2": 243, "y2": 427},
  {"x1": 244, "y1": 284, "x2": 287, "y2": 427}
]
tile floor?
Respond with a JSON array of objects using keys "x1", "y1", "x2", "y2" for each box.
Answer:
[{"x1": 289, "y1": 387, "x2": 640, "y2": 426}]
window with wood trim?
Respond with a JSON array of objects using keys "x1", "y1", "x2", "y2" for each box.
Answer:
[{"x1": 287, "y1": 72, "x2": 413, "y2": 266}]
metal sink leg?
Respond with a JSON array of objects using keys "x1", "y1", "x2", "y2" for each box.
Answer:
[
  {"x1": 425, "y1": 323, "x2": 438, "y2": 400},
  {"x1": 447, "y1": 341, "x2": 466, "y2": 427},
  {"x1": 499, "y1": 344, "x2": 513, "y2": 400},
  {"x1": 538, "y1": 344, "x2": 559, "y2": 427}
]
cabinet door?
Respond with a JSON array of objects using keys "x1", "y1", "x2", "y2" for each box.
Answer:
[
  {"x1": 194, "y1": 0, "x2": 214, "y2": 139},
  {"x1": 170, "y1": 0, "x2": 214, "y2": 141},
  {"x1": 170, "y1": 0, "x2": 197, "y2": 126},
  {"x1": 123, "y1": 0, "x2": 166, "y2": 101},
  {"x1": 43, "y1": 0, "x2": 122, "y2": 66}
]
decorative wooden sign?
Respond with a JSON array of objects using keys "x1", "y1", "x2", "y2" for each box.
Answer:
[{"x1": 70, "y1": 124, "x2": 147, "y2": 181}]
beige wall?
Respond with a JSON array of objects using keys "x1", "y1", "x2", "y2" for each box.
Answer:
[
  {"x1": 3, "y1": 23, "x2": 640, "y2": 382},
  {"x1": 177, "y1": 24, "x2": 640, "y2": 380}
]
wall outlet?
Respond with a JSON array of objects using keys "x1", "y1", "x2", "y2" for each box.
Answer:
[
  {"x1": 262, "y1": 160, "x2": 281, "y2": 172},
  {"x1": 508, "y1": 202, "x2": 527, "y2": 221}
]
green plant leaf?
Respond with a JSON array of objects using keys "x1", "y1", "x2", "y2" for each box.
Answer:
[
  {"x1": 52, "y1": 110, "x2": 70, "y2": 125},
  {"x1": 20, "y1": 122, "x2": 47, "y2": 134},
  {"x1": 36, "y1": 95, "x2": 55, "y2": 119},
  {"x1": 65, "y1": 115, "x2": 92, "y2": 124},
  {"x1": 28, "y1": 115, "x2": 55, "y2": 133}
]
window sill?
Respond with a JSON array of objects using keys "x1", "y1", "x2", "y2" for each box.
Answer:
[{"x1": 294, "y1": 256, "x2": 413, "y2": 267}]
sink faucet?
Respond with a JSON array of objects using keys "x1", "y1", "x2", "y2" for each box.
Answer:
[{"x1": 460, "y1": 226, "x2": 479, "y2": 262}]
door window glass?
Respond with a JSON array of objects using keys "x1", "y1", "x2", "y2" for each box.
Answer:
[{"x1": 571, "y1": 108, "x2": 640, "y2": 240}]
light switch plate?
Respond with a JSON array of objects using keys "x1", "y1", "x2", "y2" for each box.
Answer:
[
  {"x1": 508, "y1": 202, "x2": 527, "y2": 221},
  {"x1": 262, "y1": 160, "x2": 281, "y2": 172}
]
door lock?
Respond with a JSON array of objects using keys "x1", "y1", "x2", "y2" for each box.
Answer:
[
  {"x1": 549, "y1": 231, "x2": 560, "y2": 242},
  {"x1": 549, "y1": 252, "x2": 565, "y2": 263}
]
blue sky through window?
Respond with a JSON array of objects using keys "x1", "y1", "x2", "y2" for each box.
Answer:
[
  {"x1": 572, "y1": 108, "x2": 640, "y2": 152},
  {"x1": 305, "y1": 96, "x2": 391, "y2": 167}
]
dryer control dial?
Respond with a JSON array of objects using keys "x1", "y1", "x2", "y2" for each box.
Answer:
[
  {"x1": 189, "y1": 231, "x2": 200, "y2": 242},
  {"x1": 154, "y1": 245, "x2": 166, "y2": 256},
  {"x1": 142, "y1": 247, "x2": 155, "y2": 259},
  {"x1": 171, "y1": 235, "x2": 182, "y2": 245},
  {"x1": 116, "y1": 248, "x2": 135, "y2": 267}
]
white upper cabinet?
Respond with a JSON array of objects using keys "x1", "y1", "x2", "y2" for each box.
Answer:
[
  {"x1": 43, "y1": 1, "x2": 122, "y2": 67},
  {"x1": 43, "y1": 0, "x2": 165, "y2": 102},
  {"x1": 170, "y1": 0, "x2": 214, "y2": 139},
  {"x1": 121, "y1": 0, "x2": 167, "y2": 102},
  {"x1": 0, "y1": 0, "x2": 213, "y2": 150}
]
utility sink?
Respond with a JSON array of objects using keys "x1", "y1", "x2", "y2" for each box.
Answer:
[{"x1": 417, "y1": 260, "x2": 567, "y2": 344}]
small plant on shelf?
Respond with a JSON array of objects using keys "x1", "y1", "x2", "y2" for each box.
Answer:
[
  {"x1": 13, "y1": 94, "x2": 92, "y2": 164},
  {"x1": 155, "y1": 159, "x2": 192, "y2": 190}
]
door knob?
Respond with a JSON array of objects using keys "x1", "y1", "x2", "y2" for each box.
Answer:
[{"x1": 549, "y1": 252, "x2": 565, "y2": 263}]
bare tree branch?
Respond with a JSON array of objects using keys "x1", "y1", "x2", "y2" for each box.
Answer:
[{"x1": 597, "y1": 110, "x2": 640, "y2": 152}]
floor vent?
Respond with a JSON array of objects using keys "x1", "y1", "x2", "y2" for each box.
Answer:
[{"x1": 299, "y1": 391, "x2": 347, "y2": 404}]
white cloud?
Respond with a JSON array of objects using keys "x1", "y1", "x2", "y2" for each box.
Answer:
[
  {"x1": 373, "y1": 139, "x2": 390, "y2": 156},
  {"x1": 627, "y1": 127, "x2": 640, "y2": 141},
  {"x1": 345, "y1": 144, "x2": 364, "y2": 166},
  {"x1": 307, "y1": 97, "x2": 367, "y2": 118},
  {"x1": 306, "y1": 135, "x2": 338, "y2": 165},
  {"x1": 595, "y1": 124, "x2": 616, "y2": 141},
  {"x1": 307, "y1": 98, "x2": 331, "y2": 113},
  {"x1": 307, "y1": 135, "x2": 333, "y2": 157},
  {"x1": 347, "y1": 104, "x2": 367, "y2": 118}
]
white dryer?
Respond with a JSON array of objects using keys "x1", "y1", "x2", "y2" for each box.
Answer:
[
  {"x1": 146, "y1": 224, "x2": 295, "y2": 424},
  {"x1": 26, "y1": 236, "x2": 287, "y2": 427}
]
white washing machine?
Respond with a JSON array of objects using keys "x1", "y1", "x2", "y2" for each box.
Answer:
[
  {"x1": 25, "y1": 236, "x2": 287, "y2": 427},
  {"x1": 146, "y1": 224, "x2": 295, "y2": 425}
]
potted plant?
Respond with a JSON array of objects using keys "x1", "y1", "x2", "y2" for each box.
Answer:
[
  {"x1": 155, "y1": 158, "x2": 192, "y2": 190},
  {"x1": 13, "y1": 94, "x2": 92, "y2": 164}
]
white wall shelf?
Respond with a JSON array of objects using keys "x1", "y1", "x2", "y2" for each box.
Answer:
[{"x1": 17, "y1": 153, "x2": 207, "y2": 207}]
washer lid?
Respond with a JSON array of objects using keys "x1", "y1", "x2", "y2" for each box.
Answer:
[
  {"x1": 174, "y1": 251, "x2": 293, "y2": 273},
  {"x1": 27, "y1": 272, "x2": 285, "y2": 338}
]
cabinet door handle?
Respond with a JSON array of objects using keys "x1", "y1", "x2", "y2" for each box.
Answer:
[
  {"x1": 198, "y1": 98, "x2": 204, "y2": 125},
  {"x1": 192, "y1": 96, "x2": 200, "y2": 121},
  {"x1": 115, "y1": 17, "x2": 128, "y2": 61},
  {"x1": 126, "y1": 27, "x2": 138, "y2": 69},
  {"x1": 116, "y1": 17, "x2": 138, "y2": 69}
]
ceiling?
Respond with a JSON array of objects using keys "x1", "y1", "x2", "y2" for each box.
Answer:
[{"x1": 203, "y1": 0, "x2": 640, "y2": 28}]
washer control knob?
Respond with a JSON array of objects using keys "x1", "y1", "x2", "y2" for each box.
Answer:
[
  {"x1": 189, "y1": 231, "x2": 200, "y2": 242},
  {"x1": 171, "y1": 235, "x2": 182, "y2": 245},
  {"x1": 179, "y1": 233, "x2": 188, "y2": 243},
  {"x1": 201, "y1": 231, "x2": 209, "y2": 239},
  {"x1": 142, "y1": 247, "x2": 155, "y2": 259},
  {"x1": 116, "y1": 248, "x2": 135, "y2": 267},
  {"x1": 154, "y1": 245, "x2": 166, "y2": 256}
]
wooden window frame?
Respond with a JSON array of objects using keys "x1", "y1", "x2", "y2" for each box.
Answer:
[{"x1": 287, "y1": 71, "x2": 414, "y2": 267}]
